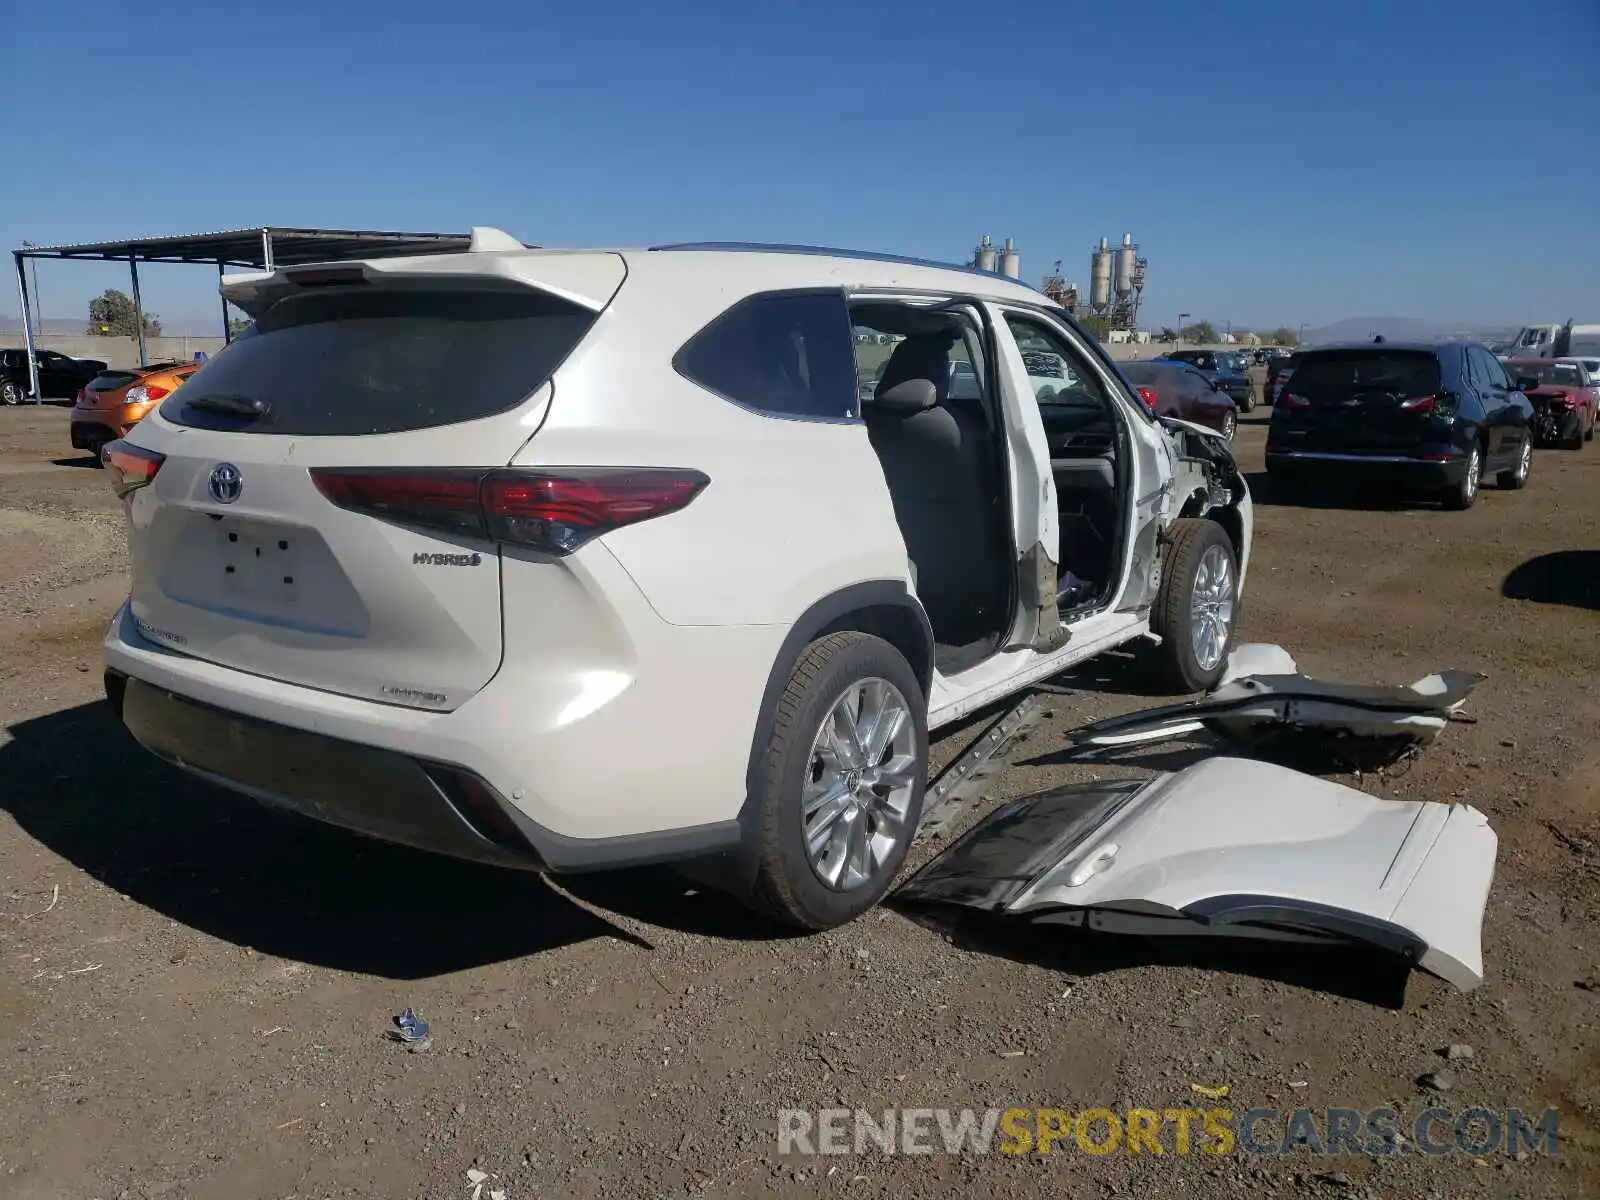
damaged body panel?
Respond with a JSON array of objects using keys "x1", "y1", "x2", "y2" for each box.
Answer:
[
  {"x1": 896, "y1": 757, "x2": 1497, "y2": 991},
  {"x1": 1064, "y1": 643, "x2": 1483, "y2": 769}
]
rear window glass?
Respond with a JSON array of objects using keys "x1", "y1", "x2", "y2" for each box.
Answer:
[
  {"x1": 1285, "y1": 350, "x2": 1442, "y2": 405},
  {"x1": 1526, "y1": 363, "x2": 1584, "y2": 386},
  {"x1": 1120, "y1": 361, "x2": 1171, "y2": 384},
  {"x1": 159, "y1": 286, "x2": 595, "y2": 436},
  {"x1": 89, "y1": 372, "x2": 140, "y2": 391},
  {"x1": 674, "y1": 290, "x2": 855, "y2": 420}
]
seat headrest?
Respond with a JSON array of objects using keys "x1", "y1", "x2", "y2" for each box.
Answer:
[{"x1": 871, "y1": 378, "x2": 939, "y2": 413}]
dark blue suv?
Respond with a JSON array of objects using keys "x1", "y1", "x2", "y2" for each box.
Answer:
[{"x1": 1264, "y1": 339, "x2": 1536, "y2": 510}]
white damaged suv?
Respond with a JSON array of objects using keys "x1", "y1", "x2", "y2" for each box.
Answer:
[{"x1": 102, "y1": 233, "x2": 1253, "y2": 929}]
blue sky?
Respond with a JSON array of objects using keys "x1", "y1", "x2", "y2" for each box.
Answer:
[{"x1": 3, "y1": 0, "x2": 1596, "y2": 334}]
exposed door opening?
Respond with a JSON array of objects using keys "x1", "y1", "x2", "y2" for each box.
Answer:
[{"x1": 850, "y1": 300, "x2": 1013, "y2": 675}]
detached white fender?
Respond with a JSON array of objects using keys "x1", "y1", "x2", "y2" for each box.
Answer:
[{"x1": 897, "y1": 757, "x2": 1497, "y2": 991}]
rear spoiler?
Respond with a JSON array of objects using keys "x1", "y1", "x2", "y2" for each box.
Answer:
[{"x1": 219, "y1": 238, "x2": 622, "y2": 319}]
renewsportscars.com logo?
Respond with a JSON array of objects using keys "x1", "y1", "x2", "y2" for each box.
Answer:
[{"x1": 777, "y1": 1106, "x2": 1561, "y2": 1158}]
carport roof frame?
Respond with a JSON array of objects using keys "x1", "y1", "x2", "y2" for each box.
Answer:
[
  {"x1": 13, "y1": 225, "x2": 474, "y2": 269},
  {"x1": 10, "y1": 225, "x2": 479, "y2": 401}
]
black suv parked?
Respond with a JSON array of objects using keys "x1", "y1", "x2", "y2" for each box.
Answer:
[
  {"x1": 1, "y1": 348, "x2": 108, "y2": 404},
  {"x1": 1265, "y1": 340, "x2": 1536, "y2": 510}
]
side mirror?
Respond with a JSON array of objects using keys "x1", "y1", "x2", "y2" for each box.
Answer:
[{"x1": 1515, "y1": 377, "x2": 1539, "y2": 392}]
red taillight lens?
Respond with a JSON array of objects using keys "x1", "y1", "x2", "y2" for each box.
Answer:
[
  {"x1": 103, "y1": 440, "x2": 165, "y2": 497},
  {"x1": 1398, "y1": 394, "x2": 1436, "y2": 413},
  {"x1": 311, "y1": 467, "x2": 709, "y2": 555},
  {"x1": 142, "y1": 385, "x2": 171, "y2": 403},
  {"x1": 1281, "y1": 392, "x2": 1311, "y2": 410},
  {"x1": 1136, "y1": 386, "x2": 1159, "y2": 409}
]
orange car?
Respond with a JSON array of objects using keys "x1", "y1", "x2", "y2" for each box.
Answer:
[{"x1": 71, "y1": 361, "x2": 201, "y2": 462}]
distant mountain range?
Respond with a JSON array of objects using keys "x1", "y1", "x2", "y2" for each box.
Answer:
[{"x1": 1298, "y1": 317, "x2": 1520, "y2": 346}]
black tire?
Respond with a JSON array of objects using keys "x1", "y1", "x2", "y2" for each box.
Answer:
[
  {"x1": 0, "y1": 380, "x2": 22, "y2": 406},
  {"x1": 1560, "y1": 411, "x2": 1584, "y2": 451},
  {"x1": 1441, "y1": 444, "x2": 1482, "y2": 510},
  {"x1": 1149, "y1": 518, "x2": 1239, "y2": 694},
  {"x1": 82, "y1": 430, "x2": 111, "y2": 467},
  {"x1": 1220, "y1": 410, "x2": 1237, "y2": 441},
  {"x1": 746, "y1": 631, "x2": 927, "y2": 930},
  {"x1": 1497, "y1": 434, "x2": 1532, "y2": 490},
  {"x1": 1238, "y1": 395, "x2": 1255, "y2": 413}
]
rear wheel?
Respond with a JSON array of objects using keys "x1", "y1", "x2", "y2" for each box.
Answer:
[
  {"x1": 1497, "y1": 435, "x2": 1532, "y2": 490},
  {"x1": 1560, "y1": 411, "x2": 1584, "y2": 451},
  {"x1": 1149, "y1": 518, "x2": 1238, "y2": 693},
  {"x1": 81, "y1": 430, "x2": 112, "y2": 467},
  {"x1": 746, "y1": 632, "x2": 927, "y2": 930},
  {"x1": 1442, "y1": 445, "x2": 1481, "y2": 510}
]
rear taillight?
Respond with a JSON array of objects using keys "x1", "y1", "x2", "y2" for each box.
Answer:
[
  {"x1": 311, "y1": 467, "x2": 710, "y2": 555},
  {"x1": 131, "y1": 384, "x2": 171, "y2": 404},
  {"x1": 104, "y1": 441, "x2": 165, "y2": 497},
  {"x1": 1136, "y1": 386, "x2": 1159, "y2": 409},
  {"x1": 1398, "y1": 394, "x2": 1436, "y2": 412},
  {"x1": 1281, "y1": 392, "x2": 1311, "y2": 410}
]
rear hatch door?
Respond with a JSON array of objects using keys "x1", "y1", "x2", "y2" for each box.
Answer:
[
  {"x1": 897, "y1": 756, "x2": 1496, "y2": 990},
  {"x1": 123, "y1": 254, "x2": 625, "y2": 711},
  {"x1": 1280, "y1": 349, "x2": 1446, "y2": 451}
]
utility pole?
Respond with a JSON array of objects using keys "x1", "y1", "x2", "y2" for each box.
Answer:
[{"x1": 1177, "y1": 313, "x2": 1190, "y2": 347}]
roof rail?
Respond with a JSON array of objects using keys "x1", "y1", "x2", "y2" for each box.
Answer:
[{"x1": 650, "y1": 241, "x2": 1041, "y2": 291}]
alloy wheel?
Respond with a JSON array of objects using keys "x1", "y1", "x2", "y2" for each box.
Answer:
[
  {"x1": 1189, "y1": 544, "x2": 1235, "y2": 673},
  {"x1": 802, "y1": 677, "x2": 918, "y2": 892}
]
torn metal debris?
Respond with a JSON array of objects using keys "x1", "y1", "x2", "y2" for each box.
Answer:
[
  {"x1": 896, "y1": 756, "x2": 1497, "y2": 992},
  {"x1": 1061, "y1": 643, "x2": 1484, "y2": 770}
]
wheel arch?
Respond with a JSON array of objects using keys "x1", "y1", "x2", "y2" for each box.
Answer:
[
  {"x1": 678, "y1": 582, "x2": 933, "y2": 894},
  {"x1": 745, "y1": 582, "x2": 930, "y2": 787}
]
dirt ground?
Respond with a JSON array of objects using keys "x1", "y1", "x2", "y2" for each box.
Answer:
[{"x1": 1, "y1": 401, "x2": 1596, "y2": 1200}]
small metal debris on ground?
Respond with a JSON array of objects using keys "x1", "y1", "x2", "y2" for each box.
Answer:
[
  {"x1": 1190, "y1": 1083, "x2": 1230, "y2": 1099},
  {"x1": 389, "y1": 1007, "x2": 432, "y2": 1052},
  {"x1": 998, "y1": 1050, "x2": 1026, "y2": 1058},
  {"x1": 391, "y1": 1007, "x2": 429, "y2": 1042}
]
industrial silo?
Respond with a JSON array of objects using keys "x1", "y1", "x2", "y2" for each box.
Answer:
[
  {"x1": 973, "y1": 235, "x2": 999, "y2": 273},
  {"x1": 1089, "y1": 237, "x2": 1112, "y2": 310},
  {"x1": 999, "y1": 236, "x2": 1020, "y2": 279},
  {"x1": 1114, "y1": 232, "x2": 1138, "y2": 296}
]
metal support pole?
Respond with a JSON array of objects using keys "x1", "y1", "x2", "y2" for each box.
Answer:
[
  {"x1": 219, "y1": 261, "x2": 231, "y2": 345},
  {"x1": 261, "y1": 229, "x2": 275, "y2": 270},
  {"x1": 14, "y1": 252, "x2": 41, "y2": 401},
  {"x1": 128, "y1": 253, "x2": 147, "y2": 368}
]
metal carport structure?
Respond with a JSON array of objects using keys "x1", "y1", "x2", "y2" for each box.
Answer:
[{"x1": 10, "y1": 226, "x2": 473, "y2": 401}]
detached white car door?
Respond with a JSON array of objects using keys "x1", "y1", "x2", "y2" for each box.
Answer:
[{"x1": 897, "y1": 756, "x2": 1498, "y2": 992}]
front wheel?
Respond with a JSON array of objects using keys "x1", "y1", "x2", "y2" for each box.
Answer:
[
  {"x1": 746, "y1": 632, "x2": 927, "y2": 930},
  {"x1": 0, "y1": 381, "x2": 23, "y2": 406},
  {"x1": 1497, "y1": 435, "x2": 1532, "y2": 490},
  {"x1": 1149, "y1": 518, "x2": 1239, "y2": 694},
  {"x1": 1220, "y1": 410, "x2": 1237, "y2": 441},
  {"x1": 1442, "y1": 445, "x2": 1481, "y2": 510}
]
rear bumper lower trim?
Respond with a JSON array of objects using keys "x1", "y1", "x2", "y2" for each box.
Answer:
[{"x1": 106, "y1": 669, "x2": 742, "y2": 874}]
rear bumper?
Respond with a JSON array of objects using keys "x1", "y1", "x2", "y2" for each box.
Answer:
[
  {"x1": 71, "y1": 416, "x2": 126, "y2": 448},
  {"x1": 102, "y1": 593, "x2": 778, "y2": 872},
  {"x1": 1265, "y1": 449, "x2": 1468, "y2": 486}
]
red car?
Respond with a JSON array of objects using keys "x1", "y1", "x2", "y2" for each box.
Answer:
[
  {"x1": 1121, "y1": 359, "x2": 1238, "y2": 439},
  {"x1": 1503, "y1": 357, "x2": 1597, "y2": 449}
]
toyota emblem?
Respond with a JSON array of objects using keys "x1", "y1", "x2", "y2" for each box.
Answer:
[{"x1": 208, "y1": 462, "x2": 243, "y2": 504}]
